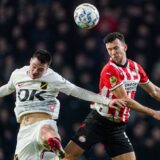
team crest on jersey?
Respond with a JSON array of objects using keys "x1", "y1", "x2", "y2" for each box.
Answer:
[
  {"x1": 109, "y1": 76, "x2": 117, "y2": 86},
  {"x1": 40, "y1": 82, "x2": 48, "y2": 89}
]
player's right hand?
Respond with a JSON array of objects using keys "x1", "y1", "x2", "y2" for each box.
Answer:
[{"x1": 108, "y1": 99, "x2": 126, "y2": 109}]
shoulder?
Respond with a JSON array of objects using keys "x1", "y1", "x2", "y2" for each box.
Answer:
[
  {"x1": 128, "y1": 59, "x2": 145, "y2": 71},
  {"x1": 45, "y1": 68, "x2": 65, "y2": 81},
  {"x1": 11, "y1": 66, "x2": 29, "y2": 76},
  {"x1": 101, "y1": 61, "x2": 119, "y2": 75}
]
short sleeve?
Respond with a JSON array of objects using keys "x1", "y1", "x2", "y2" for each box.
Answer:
[
  {"x1": 100, "y1": 65, "x2": 123, "y2": 91},
  {"x1": 138, "y1": 64, "x2": 149, "y2": 84}
]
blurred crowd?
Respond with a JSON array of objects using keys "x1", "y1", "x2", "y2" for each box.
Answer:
[{"x1": 0, "y1": 0, "x2": 160, "y2": 159}]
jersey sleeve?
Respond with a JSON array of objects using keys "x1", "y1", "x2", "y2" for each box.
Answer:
[
  {"x1": 100, "y1": 65, "x2": 123, "y2": 91},
  {"x1": 52, "y1": 71, "x2": 111, "y2": 106},
  {"x1": 138, "y1": 64, "x2": 149, "y2": 84},
  {"x1": 52, "y1": 72, "x2": 75, "y2": 95},
  {"x1": 0, "y1": 71, "x2": 16, "y2": 97}
]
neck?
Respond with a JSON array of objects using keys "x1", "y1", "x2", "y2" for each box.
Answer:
[
  {"x1": 121, "y1": 57, "x2": 127, "y2": 65},
  {"x1": 116, "y1": 59, "x2": 128, "y2": 67}
]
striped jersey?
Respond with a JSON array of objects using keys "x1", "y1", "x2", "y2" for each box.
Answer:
[{"x1": 93, "y1": 59, "x2": 149, "y2": 122}]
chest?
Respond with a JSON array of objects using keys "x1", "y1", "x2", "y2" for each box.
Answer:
[{"x1": 118, "y1": 66, "x2": 140, "y2": 91}]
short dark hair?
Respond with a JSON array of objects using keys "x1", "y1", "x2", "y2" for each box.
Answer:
[
  {"x1": 103, "y1": 32, "x2": 125, "y2": 44},
  {"x1": 32, "y1": 49, "x2": 52, "y2": 65}
]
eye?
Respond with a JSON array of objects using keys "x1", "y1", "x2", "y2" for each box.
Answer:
[
  {"x1": 114, "y1": 46, "x2": 119, "y2": 50},
  {"x1": 38, "y1": 68, "x2": 44, "y2": 72}
]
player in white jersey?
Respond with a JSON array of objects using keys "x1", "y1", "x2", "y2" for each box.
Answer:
[
  {"x1": 63, "y1": 32, "x2": 160, "y2": 160},
  {"x1": 0, "y1": 49, "x2": 126, "y2": 160}
]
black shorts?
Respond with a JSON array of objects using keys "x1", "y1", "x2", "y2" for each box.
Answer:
[{"x1": 72, "y1": 110, "x2": 134, "y2": 158}]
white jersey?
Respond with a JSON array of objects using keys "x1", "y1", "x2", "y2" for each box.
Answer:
[
  {"x1": 0, "y1": 66, "x2": 75, "y2": 122},
  {"x1": 0, "y1": 66, "x2": 111, "y2": 123}
]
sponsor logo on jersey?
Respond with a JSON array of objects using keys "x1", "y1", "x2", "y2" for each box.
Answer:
[
  {"x1": 109, "y1": 76, "x2": 117, "y2": 86},
  {"x1": 49, "y1": 104, "x2": 55, "y2": 112},
  {"x1": 17, "y1": 83, "x2": 24, "y2": 88},
  {"x1": 40, "y1": 82, "x2": 48, "y2": 89}
]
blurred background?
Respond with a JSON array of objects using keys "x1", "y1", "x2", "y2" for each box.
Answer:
[{"x1": 0, "y1": 0, "x2": 160, "y2": 159}]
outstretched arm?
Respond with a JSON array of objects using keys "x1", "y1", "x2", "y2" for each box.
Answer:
[
  {"x1": 124, "y1": 97, "x2": 160, "y2": 120},
  {"x1": 0, "y1": 71, "x2": 16, "y2": 97},
  {"x1": 70, "y1": 85, "x2": 110, "y2": 106},
  {"x1": 0, "y1": 83, "x2": 15, "y2": 97},
  {"x1": 112, "y1": 84, "x2": 160, "y2": 120},
  {"x1": 60, "y1": 83, "x2": 125, "y2": 107}
]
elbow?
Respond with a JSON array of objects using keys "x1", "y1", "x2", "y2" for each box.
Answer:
[{"x1": 149, "y1": 90, "x2": 158, "y2": 99}]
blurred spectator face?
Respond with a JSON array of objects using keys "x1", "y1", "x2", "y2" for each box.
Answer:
[
  {"x1": 35, "y1": 41, "x2": 47, "y2": 50},
  {"x1": 0, "y1": 108, "x2": 9, "y2": 124},
  {"x1": 61, "y1": 66, "x2": 74, "y2": 81},
  {"x1": 36, "y1": 18, "x2": 47, "y2": 30},
  {"x1": 133, "y1": 121, "x2": 147, "y2": 138},
  {"x1": 55, "y1": 41, "x2": 67, "y2": 53},
  {"x1": 16, "y1": 38, "x2": 27, "y2": 51},
  {"x1": 117, "y1": 17, "x2": 130, "y2": 35},
  {"x1": 85, "y1": 37, "x2": 96, "y2": 51},
  {"x1": 58, "y1": 22, "x2": 69, "y2": 35},
  {"x1": 12, "y1": 26, "x2": 22, "y2": 39},
  {"x1": 51, "y1": 1, "x2": 66, "y2": 21},
  {"x1": 137, "y1": 24, "x2": 150, "y2": 37},
  {"x1": 75, "y1": 53, "x2": 88, "y2": 69},
  {"x1": 0, "y1": 148, "x2": 4, "y2": 160},
  {"x1": 0, "y1": 38, "x2": 8, "y2": 53},
  {"x1": 151, "y1": 127, "x2": 160, "y2": 141},
  {"x1": 52, "y1": 53, "x2": 64, "y2": 67},
  {"x1": 29, "y1": 57, "x2": 48, "y2": 79},
  {"x1": 17, "y1": 11, "x2": 28, "y2": 26}
]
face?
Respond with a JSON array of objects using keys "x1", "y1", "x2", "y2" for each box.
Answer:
[
  {"x1": 105, "y1": 38, "x2": 127, "y2": 65},
  {"x1": 29, "y1": 57, "x2": 48, "y2": 79}
]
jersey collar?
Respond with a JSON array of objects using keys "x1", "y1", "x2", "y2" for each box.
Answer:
[{"x1": 110, "y1": 59, "x2": 128, "y2": 68}]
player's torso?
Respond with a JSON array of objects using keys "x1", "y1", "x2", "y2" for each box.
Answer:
[
  {"x1": 98, "y1": 59, "x2": 144, "y2": 122},
  {"x1": 100, "y1": 59, "x2": 141, "y2": 98},
  {"x1": 13, "y1": 66, "x2": 61, "y2": 122}
]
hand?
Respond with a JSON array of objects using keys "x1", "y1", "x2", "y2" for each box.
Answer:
[
  {"x1": 153, "y1": 111, "x2": 160, "y2": 120},
  {"x1": 108, "y1": 99, "x2": 126, "y2": 109}
]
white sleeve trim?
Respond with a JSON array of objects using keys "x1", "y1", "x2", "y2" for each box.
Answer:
[{"x1": 109, "y1": 82, "x2": 124, "y2": 91}]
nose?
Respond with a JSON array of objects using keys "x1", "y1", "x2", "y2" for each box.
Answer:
[
  {"x1": 33, "y1": 68, "x2": 39, "y2": 74},
  {"x1": 111, "y1": 49, "x2": 117, "y2": 56}
]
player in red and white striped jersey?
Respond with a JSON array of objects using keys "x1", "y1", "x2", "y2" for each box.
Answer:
[
  {"x1": 63, "y1": 32, "x2": 160, "y2": 160},
  {"x1": 99, "y1": 58, "x2": 149, "y2": 122}
]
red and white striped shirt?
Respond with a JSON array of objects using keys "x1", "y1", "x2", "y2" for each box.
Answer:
[{"x1": 92, "y1": 59, "x2": 149, "y2": 123}]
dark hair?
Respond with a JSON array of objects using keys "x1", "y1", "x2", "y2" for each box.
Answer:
[
  {"x1": 103, "y1": 32, "x2": 125, "y2": 44},
  {"x1": 32, "y1": 49, "x2": 52, "y2": 65}
]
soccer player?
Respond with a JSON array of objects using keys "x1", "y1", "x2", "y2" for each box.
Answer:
[
  {"x1": 0, "y1": 49, "x2": 125, "y2": 160},
  {"x1": 63, "y1": 32, "x2": 160, "y2": 160}
]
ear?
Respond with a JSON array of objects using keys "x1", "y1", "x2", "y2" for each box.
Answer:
[
  {"x1": 29, "y1": 58, "x2": 32, "y2": 64},
  {"x1": 124, "y1": 44, "x2": 128, "y2": 52}
]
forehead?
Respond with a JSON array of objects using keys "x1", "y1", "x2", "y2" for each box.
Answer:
[
  {"x1": 30, "y1": 57, "x2": 48, "y2": 68},
  {"x1": 106, "y1": 39, "x2": 123, "y2": 48}
]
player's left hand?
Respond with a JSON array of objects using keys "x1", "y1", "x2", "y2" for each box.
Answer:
[{"x1": 109, "y1": 99, "x2": 126, "y2": 109}]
